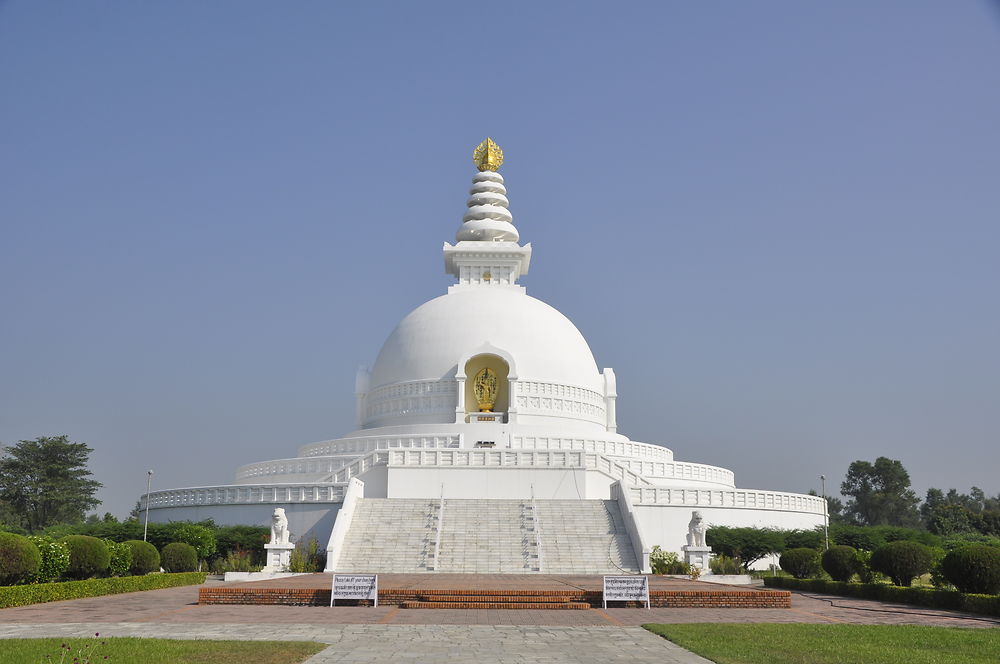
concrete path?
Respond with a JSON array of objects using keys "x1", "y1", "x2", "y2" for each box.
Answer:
[{"x1": 0, "y1": 624, "x2": 712, "y2": 664}]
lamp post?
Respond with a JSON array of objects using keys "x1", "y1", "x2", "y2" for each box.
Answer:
[
  {"x1": 143, "y1": 470, "x2": 153, "y2": 542},
  {"x1": 820, "y1": 474, "x2": 829, "y2": 550}
]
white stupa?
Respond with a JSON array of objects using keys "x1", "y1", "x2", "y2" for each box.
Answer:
[{"x1": 144, "y1": 139, "x2": 825, "y2": 573}]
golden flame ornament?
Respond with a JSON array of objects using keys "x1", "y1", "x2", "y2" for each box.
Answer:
[
  {"x1": 472, "y1": 367, "x2": 499, "y2": 412},
  {"x1": 473, "y1": 137, "x2": 504, "y2": 172}
]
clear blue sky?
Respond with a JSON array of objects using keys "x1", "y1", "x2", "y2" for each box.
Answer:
[{"x1": 2, "y1": 1, "x2": 998, "y2": 517}]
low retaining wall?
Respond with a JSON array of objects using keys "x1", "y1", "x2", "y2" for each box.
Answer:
[{"x1": 199, "y1": 586, "x2": 791, "y2": 608}]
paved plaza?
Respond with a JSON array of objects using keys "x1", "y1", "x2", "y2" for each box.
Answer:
[{"x1": 0, "y1": 580, "x2": 995, "y2": 663}]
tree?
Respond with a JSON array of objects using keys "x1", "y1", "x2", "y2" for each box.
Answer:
[
  {"x1": 840, "y1": 457, "x2": 919, "y2": 527},
  {"x1": 705, "y1": 527, "x2": 785, "y2": 569},
  {"x1": 0, "y1": 436, "x2": 102, "y2": 532}
]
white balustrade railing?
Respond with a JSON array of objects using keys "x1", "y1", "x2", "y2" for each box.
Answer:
[
  {"x1": 615, "y1": 459, "x2": 735, "y2": 486},
  {"x1": 628, "y1": 486, "x2": 826, "y2": 514},
  {"x1": 298, "y1": 434, "x2": 461, "y2": 458},
  {"x1": 509, "y1": 436, "x2": 674, "y2": 462},
  {"x1": 143, "y1": 483, "x2": 347, "y2": 509}
]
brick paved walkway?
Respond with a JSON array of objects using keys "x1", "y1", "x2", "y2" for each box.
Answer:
[{"x1": 0, "y1": 579, "x2": 995, "y2": 628}]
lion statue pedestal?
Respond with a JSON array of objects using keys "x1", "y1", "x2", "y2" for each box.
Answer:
[
  {"x1": 261, "y1": 507, "x2": 295, "y2": 573},
  {"x1": 681, "y1": 510, "x2": 713, "y2": 574}
]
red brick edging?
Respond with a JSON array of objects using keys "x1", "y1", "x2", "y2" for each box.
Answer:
[{"x1": 198, "y1": 586, "x2": 791, "y2": 609}]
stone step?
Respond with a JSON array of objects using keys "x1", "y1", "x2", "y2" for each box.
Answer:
[{"x1": 399, "y1": 600, "x2": 591, "y2": 610}]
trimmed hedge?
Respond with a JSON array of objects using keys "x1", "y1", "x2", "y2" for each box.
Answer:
[
  {"x1": 161, "y1": 542, "x2": 198, "y2": 573},
  {"x1": 124, "y1": 540, "x2": 160, "y2": 575},
  {"x1": 0, "y1": 532, "x2": 41, "y2": 585},
  {"x1": 780, "y1": 548, "x2": 822, "y2": 579},
  {"x1": 60, "y1": 535, "x2": 110, "y2": 579},
  {"x1": 0, "y1": 572, "x2": 207, "y2": 609},
  {"x1": 870, "y1": 540, "x2": 932, "y2": 587},
  {"x1": 822, "y1": 545, "x2": 861, "y2": 582},
  {"x1": 763, "y1": 576, "x2": 1000, "y2": 618},
  {"x1": 941, "y1": 545, "x2": 1000, "y2": 595}
]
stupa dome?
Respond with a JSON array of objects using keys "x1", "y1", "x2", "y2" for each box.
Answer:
[{"x1": 368, "y1": 287, "x2": 603, "y2": 392}]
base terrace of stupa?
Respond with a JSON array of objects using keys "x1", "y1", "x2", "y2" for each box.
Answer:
[{"x1": 142, "y1": 139, "x2": 825, "y2": 574}]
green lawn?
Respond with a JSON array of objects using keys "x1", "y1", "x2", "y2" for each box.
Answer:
[
  {"x1": 0, "y1": 637, "x2": 326, "y2": 664},
  {"x1": 642, "y1": 624, "x2": 1000, "y2": 664}
]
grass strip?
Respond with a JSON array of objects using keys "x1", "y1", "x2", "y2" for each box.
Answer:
[
  {"x1": 642, "y1": 623, "x2": 1000, "y2": 664},
  {"x1": 0, "y1": 637, "x2": 326, "y2": 664}
]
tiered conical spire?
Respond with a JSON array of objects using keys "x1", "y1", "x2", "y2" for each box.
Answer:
[{"x1": 455, "y1": 138, "x2": 519, "y2": 243}]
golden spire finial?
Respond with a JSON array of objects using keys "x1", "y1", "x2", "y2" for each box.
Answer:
[{"x1": 473, "y1": 137, "x2": 504, "y2": 172}]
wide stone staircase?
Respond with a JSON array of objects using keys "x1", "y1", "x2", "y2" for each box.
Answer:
[
  {"x1": 534, "y1": 499, "x2": 639, "y2": 573},
  {"x1": 436, "y1": 499, "x2": 540, "y2": 573},
  {"x1": 335, "y1": 498, "x2": 439, "y2": 573},
  {"x1": 332, "y1": 498, "x2": 638, "y2": 574}
]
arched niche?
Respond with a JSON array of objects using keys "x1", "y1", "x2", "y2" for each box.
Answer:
[{"x1": 463, "y1": 354, "x2": 510, "y2": 415}]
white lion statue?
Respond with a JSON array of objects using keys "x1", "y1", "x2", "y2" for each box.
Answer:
[
  {"x1": 270, "y1": 507, "x2": 289, "y2": 545},
  {"x1": 686, "y1": 511, "x2": 706, "y2": 548}
]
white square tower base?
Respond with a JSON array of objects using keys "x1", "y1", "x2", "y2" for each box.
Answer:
[
  {"x1": 682, "y1": 545, "x2": 713, "y2": 574},
  {"x1": 262, "y1": 542, "x2": 295, "y2": 573}
]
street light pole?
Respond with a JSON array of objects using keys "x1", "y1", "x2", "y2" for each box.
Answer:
[
  {"x1": 820, "y1": 474, "x2": 829, "y2": 550},
  {"x1": 143, "y1": 470, "x2": 153, "y2": 542}
]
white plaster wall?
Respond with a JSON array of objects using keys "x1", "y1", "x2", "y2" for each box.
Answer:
[
  {"x1": 147, "y1": 503, "x2": 341, "y2": 544},
  {"x1": 386, "y1": 466, "x2": 590, "y2": 500},
  {"x1": 635, "y1": 504, "x2": 825, "y2": 557}
]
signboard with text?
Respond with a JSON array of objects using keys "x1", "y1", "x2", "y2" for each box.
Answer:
[
  {"x1": 331, "y1": 574, "x2": 378, "y2": 607},
  {"x1": 602, "y1": 575, "x2": 650, "y2": 609}
]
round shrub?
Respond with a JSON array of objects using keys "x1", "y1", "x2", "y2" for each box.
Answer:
[
  {"x1": 161, "y1": 542, "x2": 198, "y2": 573},
  {"x1": 125, "y1": 540, "x2": 161, "y2": 575},
  {"x1": 27, "y1": 536, "x2": 70, "y2": 583},
  {"x1": 0, "y1": 532, "x2": 41, "y2": 585},
  {"x1": 822, "y1": 545, "x2": 861, "y2": 582},
  {"x1": 870, "y1": 540, "x2": 933, "y2": 587},
  {"x1": 59, "y1": 535, "x2": 111, "y2": 580},
  {"x1": 104, "y1": 539, "x2": 133, "y2": 577},
  {"x1": 780, "y1": 548, "x2": 822, "y2": 579},
  {"x1": 941, "y1": 545, "x2": 1000, "y2": 595}
]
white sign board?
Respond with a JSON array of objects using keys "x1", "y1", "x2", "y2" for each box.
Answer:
[
  {"x1": 603, "y1": 575, "x2": 650, "y2": 609},
  {"x1": 331, "y1": 574, "x2": 378, "y2": 607}
]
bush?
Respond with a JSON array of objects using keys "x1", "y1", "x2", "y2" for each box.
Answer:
[
  {"x1": 160, "y1": 523, "x2": 216, "y2": 561},
  {"x1": 27, "y1": 536, "x2": 70, "y2": 583},
  {"x1": 779, "y1": 548, "x2": 822, "y2": 579},
  {"x1": 941, "y1": 545, "x2": 1000, "y2": 595},
  {"x1": 289, "y1": 536, "x2": 325, "y2": 573},
  {"x1": 103, "y1": 539, "x2": 133, "y2": 577},
  {"x1": 213, "y1": 525, "x2": 269, "y2": 565},
  {"x1": 709, "y1": 555, "x2": 743, "y2": 575},
  {"x1": 649, "y1": 546, "x2": 689, "y2": 575},
  {"x1": 59, "y1": 535, "x2": 110, "y2": 580},
  {"x1": 0, "y1": 572, "x2": 206, "y2": 609},
  {"x1": 161, "y1": 542, "x2": 198, "y2": 573},
  {"x1": 209, "y1": 549, "x2": 261, "y2": 575},
  {"x1": 0, "y1": 532, "x2": 41, "y2": 585},
  {"x1": 870, "y1": 540, "x2": 933, "y2": 587},
  {"x1": 124, "y1": 540, "x2": 160, "y2": 575},
  {"x1": 822, "y1": 545, "x2": 861, "y2": 582}
]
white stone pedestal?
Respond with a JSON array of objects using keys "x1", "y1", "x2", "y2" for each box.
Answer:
[
  {"x1": 262, "y1": 542, "x2": 295, "y2": 573},
  {"x1": 682, "y1": 545, "x2": 713, "y2": 574}
]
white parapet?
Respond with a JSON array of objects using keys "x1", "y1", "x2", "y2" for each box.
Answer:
[{"x1": 324, "y1": 477, "x2": 365, "y2": 572}]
